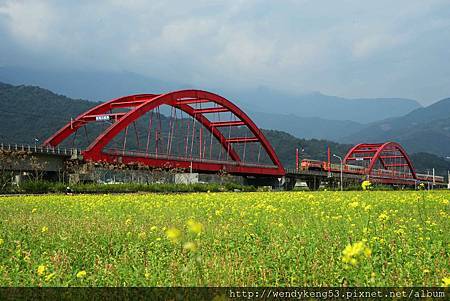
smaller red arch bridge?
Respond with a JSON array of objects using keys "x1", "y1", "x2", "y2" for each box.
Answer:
[
  {"x1": 43, "y1": 90, "x2": 285, "y2": 177},
  {"x1": 292, "y1": 142, "x2": 444, "y2": 189},
  {"x1": 343, "y1": 142, "x2": 418, "y2": 185}
]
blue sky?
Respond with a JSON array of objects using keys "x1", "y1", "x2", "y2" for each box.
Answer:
[{"x1": 0, "y1": 0, "x2": 449, "y2": 104}]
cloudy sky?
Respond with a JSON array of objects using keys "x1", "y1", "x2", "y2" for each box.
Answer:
[{"x1": 0, "y1": 0, "x2": 449, "y2": 104}]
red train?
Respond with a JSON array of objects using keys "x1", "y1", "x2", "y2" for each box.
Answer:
[
  {"x1": 300, "y1": 159, "x2": 445, "y2": 183},
  {"x1": 300, "y1": 159, "x2": 365, "y2": 174}
]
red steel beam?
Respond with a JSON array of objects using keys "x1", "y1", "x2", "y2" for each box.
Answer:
[
  {"x1": 226, "y1": 137, "x2": 259, "y2": 143},
  {"x1": 356, "y1": 143, "x2": 383, "y2": 146},
  {"x1": 177, "y1": 98, "x2": 211, "y2": 105},
  {"x1": 193, "y1": 107, "x2": 229, "y2": 114},
  {"x1": 347, "y1": 155, "x2": 406, "y2": 160},
  {"x1": 351, "y1": 149, "x2": 378, "y2": 153},
  {"x1": 211, "y1": 121, "x2": 245, "y2": 127},
  {"x1": 110, "y1": 100, "x2": 146, "y2": 108},
  {"x1": 82, "y1": 113, "x2": 127, "y2": 121}
]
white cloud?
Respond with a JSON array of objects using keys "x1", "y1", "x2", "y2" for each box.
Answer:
[
  {"x1": 351, "y1": 33, "x2": 404, "y2": 59},
  {"x1": 0, "y1": 0, "x2": 56, "y2": 46},
  {"x1": 0, "y1": 0, "x2": 449, "y2": 103},
  {"x1": 161, "y1": 18, "x2": 216, "y2": 47}
]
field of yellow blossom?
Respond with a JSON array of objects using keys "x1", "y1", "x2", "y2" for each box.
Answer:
[{"x1": 0, "y1": 191, "x2": 448, "y2": 286}]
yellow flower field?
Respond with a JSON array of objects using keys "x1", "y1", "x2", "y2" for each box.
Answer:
[{"x1": 0, "y1": 191, "x2": 448, "y2": 286}]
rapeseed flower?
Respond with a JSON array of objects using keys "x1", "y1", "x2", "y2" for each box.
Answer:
[
  {"x1": 183, "y1": 241, "x2": 197, "y2": 252},
  {"x1": 349, "y1": 201, "x2": 359, "y2": 209},
  {"x1": 378, "y1": 212, "x2": 389, "y2": 222},
  {"x1": 342, "y1": 241, "x2": 372, "y2": 267},
  {"x1": 37, "y1": 265, "x2": 46, "y2": 276},
  {"x1": 187, "y1": 219, "x2": 203, "y2": 235},
  {"x1": 442, "y1": 277, "x2": 450, "y2": 287},
  {"x1": 166, "y1": 227, "x2": 181, "y2": 243}
]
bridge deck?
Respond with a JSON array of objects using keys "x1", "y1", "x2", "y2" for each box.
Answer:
[
  {"x1": 1, "y1": 143, "x2": 446, "y2": 187},
  {"x1": 285, "y1": 168, "x2": 444, "y2": 186}
]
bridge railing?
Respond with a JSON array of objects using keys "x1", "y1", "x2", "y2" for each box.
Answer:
[
  {"x1": 103, "y1": 148, "x2": 279, "y2": 170},
  {"x1": 0, "y1": 143, "x2": 81, "y2": 157},
  {"x1": 287, "y1": 165, "x2": 444, "y2": 184}
]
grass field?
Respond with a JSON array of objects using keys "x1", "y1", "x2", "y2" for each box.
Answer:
[{"x1": 0, "y1": 191, "x2": 448, "y2": 287}]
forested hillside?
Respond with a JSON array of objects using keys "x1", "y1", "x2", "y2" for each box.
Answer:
[{"x1": 344, "y1": 98, "x2": 450, "y2": 156}]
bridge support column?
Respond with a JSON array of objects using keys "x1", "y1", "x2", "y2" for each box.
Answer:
[
  {"x1": 244, "y1": 176, "x2": 281, "y2": 189},
  {"x1": 323, "y1": 177, "x2": 337, "y2": 190},
  {"x1": 13, "y1": 174, "x2": 22, "y2": 186},
  {"x1": 284, "y1": 176, "x2": 296, "y2": 191},
  {"x1": 306, "y1": 177, "x2": 321, "y2": 191}
]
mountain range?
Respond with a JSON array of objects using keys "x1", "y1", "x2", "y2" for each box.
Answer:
[
  {"x1": 0, "y1": 66, "x2": 421, "y2": 139},
  {"x1": 227, "y1": 87, "x2": 420, "y2": 123},
  {"x1": 343, "y1": 98, "x2": 450, "y2": 156}
]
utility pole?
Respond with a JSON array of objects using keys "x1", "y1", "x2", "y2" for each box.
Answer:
[
  {"x1": 432, "y1": 168, "x2": 435, "y2": 190},
  {"x1": 189, "y1": 161, "x2": 193, "y2": 184},
  {"x1": 448, "y1": 170, "x2": 450, "y2": 189},
  {"x1": 327, "y1": 147, "x2": 331, "y2": 178},
  {"x1": 333, "y1": 154, "x2": 343, "y2": 191}
]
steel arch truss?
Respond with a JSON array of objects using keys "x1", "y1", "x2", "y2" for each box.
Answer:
[
  {"x1": 344, "y1": 142, "x2": 416, "y2": 183},
  {"x1": 43, "y1": 90, "x2": 285, "y2": 176}
]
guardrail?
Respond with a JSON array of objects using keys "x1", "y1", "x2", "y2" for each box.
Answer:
[
  {"x1": 0, "y1": 143, "x2": 81, "y2": 157},
  {"x1": 285, "y1": 168, "x2": 363, "y2": 179},
  {"x1": 285, "y1": 167, "x2": 445, "y2": 184},
  {"x1": 104, "y1": 149, "x2": 279, "y2": 169}
]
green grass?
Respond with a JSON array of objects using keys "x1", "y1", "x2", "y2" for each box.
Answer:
[
  {"x1": 0, "y1": 191, "x2": 448, "y2": 286},
  {"x1": 8, "y1": 180, "x2": 256, "y2": 194}
]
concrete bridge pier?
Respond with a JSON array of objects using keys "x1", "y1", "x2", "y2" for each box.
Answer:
[
  {"x1": 244, "y1": 176, "x2": 283, "y2": 189},
  {"x1": 306, "y1": 176, "x2": 323, "y2": 191}
]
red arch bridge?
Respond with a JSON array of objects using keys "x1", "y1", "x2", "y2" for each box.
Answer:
[{"x1": 41, "y1": 89, "x2": 445, "y2": 190}]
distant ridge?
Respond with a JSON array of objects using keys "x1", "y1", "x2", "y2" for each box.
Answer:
[
  {"x1": 343, "y1": 98, "x2": 450, "y2": 156},
  {"x1": 232, "y1": 87, "x2": 421, "y2": 124},
  {"x1": 0, "y1": 66, "x2": 421, "y2": 138}
]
